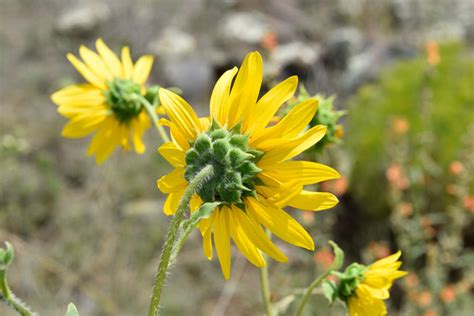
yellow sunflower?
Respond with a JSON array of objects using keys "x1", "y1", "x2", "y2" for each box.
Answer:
[
  {"x1": 347, "y1": 251, "x2": 408, "y2": 316},
  {"x1": 51, "y1": 38, "x2": 158, "y2": 164},
  {"x1": 157, "y1": 51, "x2": 340, "y2": 279}
]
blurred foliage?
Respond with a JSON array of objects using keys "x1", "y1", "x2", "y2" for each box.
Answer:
[
  {"x1": 345, "y1": 42, "x2": 474, "y2": 315},
  {"x1": 346, "y1": 42, "x2": 474, "y2": 216},
  {"x1": 0, "y1": 135, "x2": 61, "y2": 236}
]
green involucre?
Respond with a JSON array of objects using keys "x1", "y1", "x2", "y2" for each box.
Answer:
[
  {"x1": 184, "y1": 123, "x2": 263, "y2": 205},
  {"x1": 332, "y1": 263, "x2": 368, "y2": 301},
  {"x1": 105, "y1": 79, "x2": 143, "y2": 123}
]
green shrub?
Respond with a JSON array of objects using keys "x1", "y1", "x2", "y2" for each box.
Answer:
[{"x1": 346, "y1": 42, "x2": 474, "y2": 216}]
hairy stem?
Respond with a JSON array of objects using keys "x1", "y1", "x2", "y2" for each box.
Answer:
[
  {"x1": 259, "y1": 230, "x2": 273, "y2": 316},
  {"x1": 147, "y1": 165, "x2": 214, "y2": 316},
  {"x1": 137, "y1": 95, "x2": 170, "y2": 143},
  {"x1": 0, "y1": 271, "x2": 35, "y2": 316},
  {"x1": 295, "y1": 272, "x2": 329, "y2": 316}
]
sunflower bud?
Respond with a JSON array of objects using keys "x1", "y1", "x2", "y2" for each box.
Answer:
[{"x1": 184, "y1": 123, "x2": 262, "y2": 205}]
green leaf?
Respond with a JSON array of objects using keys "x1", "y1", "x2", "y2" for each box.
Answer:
[
  {"x1": 3, "y1": 242, "x2": 14, "y2": 267},
  {"x1": 322, "y1": 280, "x2": 337, "y2": 304},
  {"x1": 182, "y1": 202, "x2": 221, "y2": 232},
  {"x1": 328, "y1": 240, "x2": 344, "y2": 271},
  {"x1": 66, "y1": 303, "x2": 79, "y2": 316}
]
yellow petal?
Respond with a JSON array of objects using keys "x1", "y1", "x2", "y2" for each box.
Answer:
[
  {"x1": 159, "y1": 88, "x2": 200, "y2": 141},
  {"x1": 288, "y1": 191, "x2": 339, "y2": 211},
  {"x1": 90, "y1": 118, "x2": 121, "y2": 164},
  {"x1": 362, "y1": 275, "x2": 393, "y2": 290},
  {"x1": 121, "y1": 46, "x2": 134, "y2": 79},
  {"x1": 158, "y1": 142, "x2": 186, "y2": 167},
  {"x1": 95, "y1": 38, "x2": 122, "y2": 78},
  {"x1": 210, "y1": 67, "x2": 238, "y2": 125},
  {"x1": 86, "y1": 117, "x2": 112, "y2": 155},
  {"x1": 246, "y1": 197, "x2": 314, "y2": 250},
  {"x1": 232, "y1": 206, "x2": 288, "y2": 262},
  {"x1": 229, "y1": 211, "x2": 265, "y2": 267},
  {"x1": 67, "y1": 54, "x2": 106, "y2": 89},
  {"x1": 214, "y1": 207, "x2": 232, "y2": 280},
  {"x1": 357, "y1": 283, "x2": 390, "y2": 300},
  {"x1": 256, "y1": 180, "x2": 303, "y2": 208},
  {"x1": 51, "y1": 84, "x2": 104, "y2": 106},
  {"x1": 370, "y1": 251, "x2": 402, "y2": 269},
  {"x1": 163, "y1": 188, "x2": 185, "y2": 215},
  {"x1": 199, "y1": 116, "x2": 211, "y2": 132},
  {"x1": 170, "y1": 121, "x2": 191, "y2": 151},
  {"x1": 227, "y1": 51, "x2": 263, "y2": 128},
  {"x1": 79, "y1": 45, "x2": 113, "y2": 81},
  {"x1": 202, "y1": 215, "x2": 215, "y2": 260},
  {"x1": 61, "y1": 111, "x2": 108, "y2": 138},
  {"x1": 261, "y1": 161, "x2": 340, "y2": 185},
  {"x1": 132, "y1": 55, "x2": 154, "y2": 85},
  {"x1": 156, "y1": 168, "x2": 187, "y2": 193},
  {"x1": 258, "y1": 125, "x2": 327, "y2": 166},
  {"x1": 250, "y1": 98, "x2": 319, "y2": 146},
  {"x1": 131, "y1": 112, "x2": 150, "y2": 154},
  {"x1": 118, "y1": 123, "x2": 131, "y2": 150},
  {"x1": 245, "y1": 76, "x2": 298, "y2": 135},
  {"x1": 58, "y1": 104, "x2": 108, "y2": 119}
]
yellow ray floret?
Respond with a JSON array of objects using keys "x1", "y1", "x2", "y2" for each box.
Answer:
[
  {"x1": 157, "y1": 51, "x2": 340, "y2": 279},
  {"x1": 51, "y1": 39, "x2": 158, "y2": 164}
]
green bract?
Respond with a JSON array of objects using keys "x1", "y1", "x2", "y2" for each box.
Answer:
[
  {"x1": 105, "y1": 79, "x2": 143, "y2": 123},
  {"x1": 184, "y1": 123, "x2": 263, "y2": 206},
  {"x1": 326, "y1": 262, "x2": 367, "y2": 303}
]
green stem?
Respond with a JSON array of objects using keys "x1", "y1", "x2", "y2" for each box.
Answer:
[
  {"x1": 259, "y1": 262, "x2": 272, "y2": 316},
  {"x1": 147, "y1": 165, "x2": 214, "y2": 316},
  {"x1": 0, "y1": 271, "x2": 35, "y2": 316},
  {"x1": 259, "y1": 230, "x2": 273, "y2": 316},
  {"x1": 169, "y1": 225, "x2": 192, "y2": 265},
  {"x1": 137, "y1": 95, "x2": 170, "y2": 143},
  {"x1": 295, "y1": 271, "x2": 330, "y2": 316}
]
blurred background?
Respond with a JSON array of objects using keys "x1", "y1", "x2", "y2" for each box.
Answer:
[{"x1": 1, "y1": 0, "x2": 473, "y2": 315}]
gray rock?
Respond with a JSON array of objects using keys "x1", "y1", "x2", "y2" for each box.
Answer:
[
  {"x1": 148, "y1": 28, "x2": 196, "y2": 57},
  {"x1": 161, "y1": 56, "x2": 214, "y2": 106},
  {"x1": 219, "y1": 11, "x2": 269, "y2": 44},
  {"x1": 341, "y1": 42, "x2": 416, "y2": 93},
  {"x1": 55, "y1": 4, "x2": 111, "y2": 36},
  {"x1": 267, "y1": 41, "x2": 321, "y2": 77},
  {"x1": 323, "y1": 27, "x2": 365, "y2": 71}
]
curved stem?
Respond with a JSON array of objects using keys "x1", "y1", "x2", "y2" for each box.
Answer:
[
  {"x1": 137, "y1": 95, "x2": 170, "y2": 143},
  {"x1": 147, "y1": 165, "x2": 214, "y2": 316},
  {"x1": 295, "y1": 272, "x2": 329, "y2": 316},
  {"x1": 0, "y1": 271, "x2": 35, "y2": 316},
  {"x1": 259, "y1": 229, "x2": 273, "y2": 316}
]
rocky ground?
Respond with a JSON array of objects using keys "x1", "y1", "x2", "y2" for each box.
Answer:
[{"x1": 1, "y1": 0, "x2": 473, "y2": 315}]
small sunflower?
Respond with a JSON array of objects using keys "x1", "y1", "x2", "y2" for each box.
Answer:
[
  {"x1": 157, "y1": 51, "x2": 340, "y2": 279},
  {"x1": 51, "y1": 38, "x2": 158, "y2": 164},
  {"x1": 346, "y1": 251, "x2": 408, "y2": 316}
]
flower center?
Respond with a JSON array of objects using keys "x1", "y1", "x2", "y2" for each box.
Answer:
[
  {"x1": 184, "y1": 124, "x2": 263, "y2": 206},
  {"x1": 105, "y1": 79, "x2": 142, "y2": 123}
]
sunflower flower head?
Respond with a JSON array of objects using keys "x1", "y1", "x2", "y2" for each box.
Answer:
[
  {"x1": 324, "y1": 251, "x2": 408, "y2": 316},
  {"x1": 157, "y1": 51, "x2": 341, "y2": 279},
  {"x1": 51, "y1": 38, "x2": 159, "y2": 164}
]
